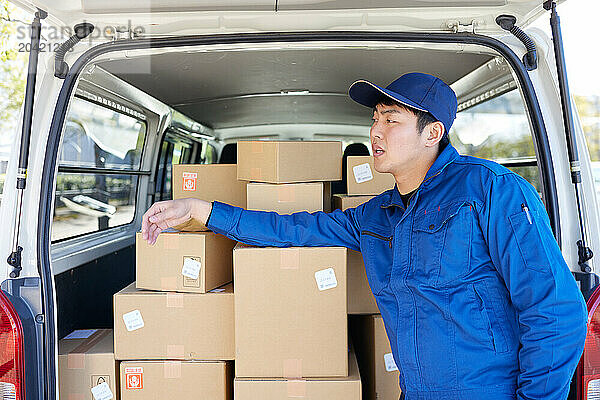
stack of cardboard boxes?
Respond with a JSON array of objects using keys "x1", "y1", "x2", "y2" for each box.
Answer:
[
  {"x1": 57, "y1": 141, "x2": 400, "y2": 400},
  {"x1": 110, "y1": 162, "x2": 244, "y2": 399},
  {"x1": 231, "y1": 141, "x2": 361, "y2": 399},
  {"x1": 114, "y1": 232, "x2": 236, "y2": 398}
]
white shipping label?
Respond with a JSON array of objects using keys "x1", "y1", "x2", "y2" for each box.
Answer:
[
  {"x1": 353, "y1": 163, "x2": 374, "y2": 184},
  {"x1": 182, "y1": 257, "x2": 202, "y2": 280},
  {"x1": 91, "y1": 382, "x2": 113, "y2": 400},
  {"x1": 384, "y1": 353, "x2": 398, "y2": 372},
  {"x1": 314, "y1": 268, "x2": 338, "y2": 291},
  {"x1": 123, "y1": 310, "x2": 144, "y2": 332}
]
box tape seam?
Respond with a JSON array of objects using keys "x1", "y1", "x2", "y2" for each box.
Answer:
[
  {"x1": 280, "y1": 248, "x2": 300, "y2": 270},
  {"x1": 283, "y1": 358, "x2": 303, "y2": 379},
  {"x1": 67, "y1": 329, "x2": 110, "y2": 370},
  {"x1": 163, "y1": 360, "x2": 182, "y2": 379},
  {"x1": 286, "y1": 379, "x2": 306, "y2": 398}
]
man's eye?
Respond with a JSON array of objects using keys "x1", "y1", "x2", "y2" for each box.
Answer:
[{"x1": 386, "y1": 119, "x2": 396, "y2": 123}]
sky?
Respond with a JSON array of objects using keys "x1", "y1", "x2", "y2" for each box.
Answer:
[{"x1": 532, "y1": 0, "x2": 600, "y2": 96}]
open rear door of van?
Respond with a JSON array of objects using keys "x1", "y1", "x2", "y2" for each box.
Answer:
[
  {"x1": 9, "y1": 0, "x2": 563, "y2": 37},
  {"x1": 7, "y1": 1, "x2": 589, "y2": 400}
]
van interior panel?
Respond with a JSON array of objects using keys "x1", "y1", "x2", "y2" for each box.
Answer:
[
  {"x1": 54, "y1": 246, "x2": 134, "y2": 339},
  {"x1": 96, "y1": 48, "x2": 494, "y2": 130}
]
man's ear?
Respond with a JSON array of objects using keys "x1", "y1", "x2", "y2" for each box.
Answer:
[{"x1": 424, "y1": 121, "x2": 445, "y2": 148}]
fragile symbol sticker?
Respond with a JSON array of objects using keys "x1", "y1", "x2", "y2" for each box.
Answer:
[
  {"x1": 353, "y1": 163, "x2": 373, "y2": 183},
  {"x1": 181, "y1": 257, "x2": 202, "y2": 280},
  {"x1": 384, "y1": 353, "x2": 398, "y2": 372},
  {"x1": 314, "y1": 267, "x2": 338, "y2": 291},
  {"x1": 125, "y1": 367, "x2": 143, "y2": 390},
  {"x1": 91, "y1": 381, "x2": 113, "y2": 400},
  {"x1": 182, "y1": 172, "x2": 197, "y2": 191},
  {"x1": 122, "y1": 310, "x2": 144, "y2": 332}
]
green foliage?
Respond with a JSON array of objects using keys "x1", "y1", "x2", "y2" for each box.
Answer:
[
  {"x1": 0, "y1": 0, "x2": 29, "y2": 126},
  {"x1": 575, "y1": 95, "x2": 600, "y2": 161},
  {"x1": 450, "y1": 131, "x2": 541, "y2": 191}
]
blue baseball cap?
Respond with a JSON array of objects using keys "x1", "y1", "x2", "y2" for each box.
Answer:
[{"x1": 348, "y1": 72, "x2": 458, "y2": 134}]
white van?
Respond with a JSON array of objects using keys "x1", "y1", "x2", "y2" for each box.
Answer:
[{"x1": 1, "y1": 0, "x2": 598, "y2": 399}]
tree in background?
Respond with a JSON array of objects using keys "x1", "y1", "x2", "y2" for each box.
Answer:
[
  {"x1": 0, "y1": 0, "x2": 29, "y2": 131},
  {"x1": 575, "y1": 95, "x2": 600, "y2": 162}
]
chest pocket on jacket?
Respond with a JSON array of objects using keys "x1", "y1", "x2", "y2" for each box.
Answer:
[
  {"x1": 360, "y1": 229, "x2": 393, "y2": 295},
  {"x1": 412, "y1": 201, "x2": 474, "y2": 287}
]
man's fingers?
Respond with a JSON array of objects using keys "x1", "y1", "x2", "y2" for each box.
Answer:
[
  {"x1": 142, "y1": 200, "x2": 191, "y2": 244},
  {"x1": 148, "y1": 224, "x2": 161, "y2": 245},
  {"x1": 148, "y1": 204, "x2": 180, "y2": 226},
  {"x1": 142, "y1": 202, "x2": 165, "y2": 239}
]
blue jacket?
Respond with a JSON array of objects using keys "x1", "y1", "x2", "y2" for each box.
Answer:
[{"x1": 207, "y1": 144, "x2": 587, "y2": 400}]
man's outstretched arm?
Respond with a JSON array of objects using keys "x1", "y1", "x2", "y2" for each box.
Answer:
[{"x1": 141, "y1": 198, "x2": 363, "y2": 250}]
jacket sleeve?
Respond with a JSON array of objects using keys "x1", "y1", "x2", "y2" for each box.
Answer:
[
  {"x1": 205, "y1": 200, "x2": 363, "y2": 251},
  {"x1": 478, "y1": 172, "x2": 587, "y2": 400}
]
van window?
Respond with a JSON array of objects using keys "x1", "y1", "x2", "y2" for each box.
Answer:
[
  {"x1": 154, "y1": 132, "x2": 198, "y2": 202},
  {"x1": 204, "y1": 143, "x2": 217, "y2": 164},
  {"x1": 52, "y1": 96, "x2": 147, "y2": 242},
  {"x1": 154, "y1": 133, "x2": 217, "y2": 201},
  {"x1": 59, "y1": 97, "x2": 145, "y2": 169},
  {"x1": 450, "y1": 89, "x2": 541, "y2": 192}
]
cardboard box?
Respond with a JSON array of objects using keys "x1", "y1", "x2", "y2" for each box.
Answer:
[
  {"x1": 350, "y1": 315, "x2": 401, "y2": 400},
  {"x1": 120, "y1": 360, "x2": 232, "y2": 400},
  {"x1": 347, "y1": 250, "x2": 379, "y2": 314},
  {"x1": 59, "y1": 329, "x2": 118, "y2": 400},
  {"x1": 237, "y1": 141, "x2": 342, "y2": 183},
  {"x1": 135, "y1": 232, "x2": 235, "y2": 293},
  {"x1": 247, "y1": 182, "x2": 332, "y2": 214},
  {"x1": 332, "y1": 195, "x2": 379, "y2": 315},
  {"x1": 346, "y1": 156, "x2": 396, "y2": 195},
  {"x1": 114, "y1": 282, "x2": 234, "y2": 360},
  {"x1": 172, "y1": 164, "x2": 247, "y2": 231},
  {"x1": 234, "y1": 349, "x2": 361, "y2": 400},
  {"x1": 233, "y1": 244, "x2": 348, "y2": 378},
  {"x1": 333, "y1": 194, "x2": 375, "y2": 211}
]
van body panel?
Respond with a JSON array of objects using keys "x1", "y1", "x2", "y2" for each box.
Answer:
[
  {"x1": 0, "y1": 51, "x2": 61, "y2": 282},
  {"x1": 9, "y1": 0, "x2": 566, "y2": 36},
  {"x1": 525, "y1": 29, "x2": 599, "y2": 274}
]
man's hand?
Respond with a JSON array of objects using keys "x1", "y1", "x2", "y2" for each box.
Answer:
[{"x1": 141, "y1": 198, "x2": 212, "y2": 245}]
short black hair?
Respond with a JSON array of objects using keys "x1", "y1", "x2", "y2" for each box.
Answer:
[{"x1": 376, "y1": 96, "x2": 450, "y2": 151}]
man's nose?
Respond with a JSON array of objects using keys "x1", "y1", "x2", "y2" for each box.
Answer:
[{"x1": 370, "y1": 123, "x2": 383, "y2": 140}]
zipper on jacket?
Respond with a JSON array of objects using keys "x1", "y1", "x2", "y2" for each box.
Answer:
[{"x1": 361, "y1": 230, "x2": 393, "y2": 248}]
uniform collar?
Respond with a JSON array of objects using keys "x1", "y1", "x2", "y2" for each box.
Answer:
[
  {"x1": 422, "y1": 143, "x2": 459, "y2": 184},
  {"x1": 381, "y1": 144, "x2": 459, "y2": 209}
]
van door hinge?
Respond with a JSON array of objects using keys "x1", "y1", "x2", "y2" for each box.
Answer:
[
  {"x1": 105, "y1": 24, "x2": 143, "y2": 41},
  {"x1": 447, "y1": 20, "x2": 479, "y2": 34}
]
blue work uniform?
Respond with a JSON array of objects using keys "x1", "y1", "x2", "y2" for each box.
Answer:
[{"x1": 207, "y1": 143, "x2": 588, "y2": 400}]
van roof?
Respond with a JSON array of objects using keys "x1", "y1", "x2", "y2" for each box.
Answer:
[
  {"x1": 10, "y1": 0, "x2": 564, "y2": 35},
  {"x1": 87, "y1": 44, "x2": 497, "y2": 136}
]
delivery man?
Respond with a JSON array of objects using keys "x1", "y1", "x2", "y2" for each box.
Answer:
[{"x1": 141, "y1": 72, "x2": 587, "y2": 400}]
